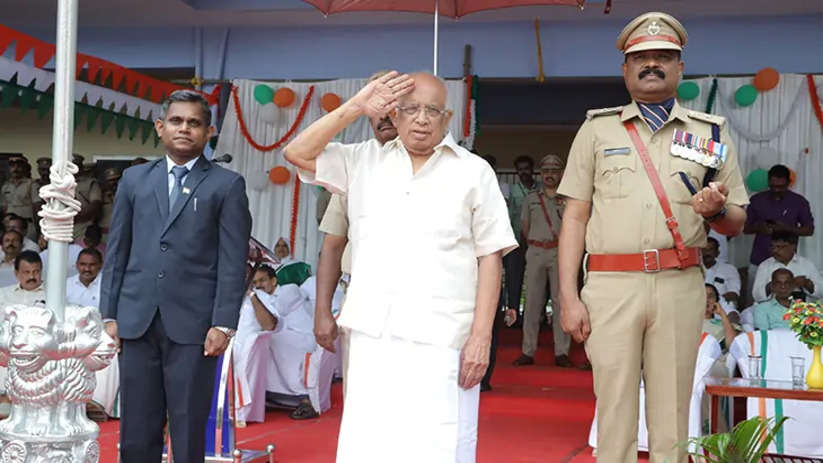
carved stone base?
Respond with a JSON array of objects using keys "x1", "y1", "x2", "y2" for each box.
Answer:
[
  {"x1": 0, "y1": 439, "x2": 99, "y2": 463},
  {"x1": 0, "y1": 304, "x2": 116, "y2": 463}
]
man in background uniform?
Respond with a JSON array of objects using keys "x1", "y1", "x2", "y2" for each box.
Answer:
[
  {"x1": 1, "y1": 156, "x2": 38, "y2": 240},
  {"x1": 557, "y1": 12, "x2": 748, "y2": 463},
  {"x1": 513, "y1": 154, "x2": 572, "y2": 367},
  {"x1": 99, "y1": 167, "x2": 122, "y2": 242},
  {"x1": 71, "y1": 154, "x2": 102, "y2": 240}
]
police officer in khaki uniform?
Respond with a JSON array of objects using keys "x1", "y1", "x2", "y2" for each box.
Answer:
[
  {"x1": 71, "y1": 154, "x2": 103, "y2": 240},
  {"x1": 557, "y1": 12, "x2": 748, "y2": 463},
  {"x1": 99, "y1": 167, "x2": 122, "y2": 242},
  {"x1": 513, "y1": 154, "x2": 572, "y2": 367},
  {"x1": 1, "y1": 156, "x2": 38, "y2": 239}
]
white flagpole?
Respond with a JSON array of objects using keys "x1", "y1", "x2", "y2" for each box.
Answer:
[
  {"x1": 46, "y1": 0, "x2": 78, "y2": 323},
  {"x1": 433, "y1": 0, "x2": 439, "y2": 75}
]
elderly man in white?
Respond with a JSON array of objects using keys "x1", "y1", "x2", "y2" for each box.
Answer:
[
  {"x1": 285, "y1": 72, "x2": 516, "y2": 462},
  {"x1": 65, "y1": 247, "x2": 119, "y2": 418}
]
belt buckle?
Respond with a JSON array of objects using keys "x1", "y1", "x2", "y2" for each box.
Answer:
[{"x1": 642, "y1": 249, "x2": 661, "y2": 273}]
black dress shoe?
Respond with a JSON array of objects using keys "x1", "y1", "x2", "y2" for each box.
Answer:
[
  {"x1": 512, "y1": 354, "x2": 534, "y2": 366},
  {"x1": 554, "y1": 355, "x2": 573, "y2": 368}
]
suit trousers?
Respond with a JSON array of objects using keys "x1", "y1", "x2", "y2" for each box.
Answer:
[
  {"x1": 583, "y1": 268, "x2": 704, "y2": 463},
  {"x1": 503, "y1": 245, "x2": 526, "y2": 309},
  {"x1": 522, "y1": 246, "x2": 568, "y2": 357},
  {"x1": 119, "y1": 312, "x2": 218, "y2": 463}
]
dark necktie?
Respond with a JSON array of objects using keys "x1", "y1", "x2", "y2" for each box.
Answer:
[
  {"x1": 638, "y1": 98, "x2": 675, "y2": 133},
  {"x1": 168, "y1": 165, "x2": 189, "y2": 208}
]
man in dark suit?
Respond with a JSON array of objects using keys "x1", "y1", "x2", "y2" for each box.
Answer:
[{"x1": 100, "y1": 90, "x2": 252, "y2": 463}]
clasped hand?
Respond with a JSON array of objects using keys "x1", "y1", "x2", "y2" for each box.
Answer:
[{"x1": 690, "y1": 181, "x2": 727, "y2": 217}]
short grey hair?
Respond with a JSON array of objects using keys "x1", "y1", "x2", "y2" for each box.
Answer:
[{"x1": 159, "y1": 90, "x2": 211, "y2": 126}]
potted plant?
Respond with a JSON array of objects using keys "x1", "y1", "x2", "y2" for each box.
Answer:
[
  {"x1": 784, "y1": 300, "x2": 823, "y2": 389},
  {"x1": 684, "y1": 416, "x2": 788, "y2": 463}
]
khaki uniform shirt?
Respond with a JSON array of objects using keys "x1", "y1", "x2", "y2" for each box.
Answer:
[
  {"x1": 521, "y1": 190, "x2": 563, "y2": 243},
  {"x1": 73, "y1": 176, "x2": 102, "y2": 239},
  {"x1": 558, "y1": 100, "x2": 749, "y2": 254},
  {"x1": 318, "y1": 193, "x2": 352, "y2": 275},
  {"x1": 0, "y1": 178, "x2": 37, "y2": 220},
  {"x1": 99, "y1": 190, "x2": 115, "y2": 237}
]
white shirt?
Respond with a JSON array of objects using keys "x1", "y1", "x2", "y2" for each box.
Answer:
[
  {"x1": 0, "y1": 283, "x2": 46, "y2": 307},
  {"x1": 299, "y1": 133, "x2": 517, "y2": 349},
  {"x1": 66, "y1": 273, "x2": 101, "y2": 308},
  {"x1": 299, "y1": 275, "x2": 344, "y2": 316},
  {"x1": 708, "y1": 229, "x2": 729, "y2": 263},
  {"x1": 752, "y1": 254, "x2": 823, "y2": 302},
  {"x1": 39, "y1": 243, "x2": 83, "y2": 278},
  {"x1": 166, "y1": 155, "x2": 198, "y2": 194},
  {"x1": 237, "y1": 289, "x2": 284, "y2": 340},
  {"x1": 0, "y1": 263, "x2": 16, "y2": 288},
  {"x1": 704, "y1": 260, "x2": 741, "y2": 312}
]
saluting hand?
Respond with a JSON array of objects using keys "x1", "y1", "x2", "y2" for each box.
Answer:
[
  {"x1": 351, "y1": 71, "x2": 415, "y2": 119},
  {"x1": 204, "y1": 328, "x2": 230, "y2": 357},
  {"x1": 691, "y1": 181, "x2": 728, "y2": 217}
]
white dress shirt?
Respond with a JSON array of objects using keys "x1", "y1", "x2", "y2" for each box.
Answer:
[
  {"x1": 0, "y1": 283, "x2": 46, "y2": 307},
  {"x1": 752, "y1": 254, "x2": 823, "y2": 302},
  {"x1": 66, "y1": 273, "x2": 101, "y2": 308},
  {"x1": 704, "y1": 260, "x2": 741, "y2": 313},
  {"x1": 166, "y1": 155, "x2": 198, "y2": 193},
  {"x1": 299, "y1": 133, "x2": 517, "y2": 349}
]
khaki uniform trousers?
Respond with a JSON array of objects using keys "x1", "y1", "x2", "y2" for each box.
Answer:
[
  {"x1": 522, "y1": 246, "x2": 569, "y2": 357},
  {"x1": 583, "y1": 267, "x2": 704, "y2": 463}
]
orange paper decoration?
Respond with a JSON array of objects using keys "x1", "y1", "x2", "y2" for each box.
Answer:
[
  {"x1": 321, "y1": 93, "x2": 342, "y2": 112},
  {"x1": 273, "y1": 87, "x2": 296, "y2": 107},
  {"x1": 789, "y1": 168, "x2": 796, "y2": 187},
  {"x1": 269, "y1": 166, "x2": 291, "y2": 185},
  {"x1": 753, "y1": 68, "x2": 779, "y2": 92}
]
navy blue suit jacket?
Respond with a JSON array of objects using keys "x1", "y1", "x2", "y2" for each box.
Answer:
[{"x1": 100, "y1": 156, "x2": 252, "y2": 344}]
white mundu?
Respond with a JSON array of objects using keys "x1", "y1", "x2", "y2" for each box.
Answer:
[
  {"x1": 299, "y1": 133, "x2": 516, "y2": 462},
  {"x1": 64, "y1": 275, "x2": 120, "y2": 418},
  {"x1": 233, "y1": 289, "x2": 283, "y2": 423},
  {"x1": 266, "y1": 283, "x2": 317, "y2": 399}
]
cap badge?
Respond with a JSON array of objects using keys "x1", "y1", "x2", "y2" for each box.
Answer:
[{"x1": 647, "y1": 21, "x2": 661, "y2": 36}]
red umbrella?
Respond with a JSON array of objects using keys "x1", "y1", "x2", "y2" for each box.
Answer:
[{"x1": 303, "y1": 0, "x2": 584, "y2": 74}]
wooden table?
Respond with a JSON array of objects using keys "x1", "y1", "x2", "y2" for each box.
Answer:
[{"x1": 704, "y1": 376, "x2": 823, "y2": 456}]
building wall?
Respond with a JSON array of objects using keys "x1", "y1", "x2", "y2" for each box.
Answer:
[{"x1": 17, "y1": 15, "x2": 823, "y2": 80}]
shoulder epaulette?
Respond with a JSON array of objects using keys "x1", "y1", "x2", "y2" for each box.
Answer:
[
  {"x1": 585, "y1": 106, "x2": 623, "y2": 120},
  {"x1": 687, "y1": 110, "x2": 726, "y2": 126}
]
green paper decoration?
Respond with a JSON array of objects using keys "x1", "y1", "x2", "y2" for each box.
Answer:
[
  {"x1": 735, "y1": 84, "x2": 758, "y2": 107},
  {"x1": 0, "y1": 78, "x2": 160, "y2": 145},
  {"x1": 253, "y1": 84, "x2": 274, "y2": 105},
  {"x1": 746, "y1": 168, "x2": 769, "y2": 193},
  {"x1": 677, "y1": 81, "x2": 700, "y2": 101}
]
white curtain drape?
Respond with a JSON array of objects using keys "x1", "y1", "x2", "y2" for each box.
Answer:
[
  {"x1": 681, "y1": 73, "x2": 823, "y2": 268},
  {"x1": 216, "y1": 78, "x2": 469, "y2": 268}
]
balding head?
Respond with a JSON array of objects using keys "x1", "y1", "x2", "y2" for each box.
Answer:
[{"x1": 390, "y1": 72, "x2": 452, "y2": 157}]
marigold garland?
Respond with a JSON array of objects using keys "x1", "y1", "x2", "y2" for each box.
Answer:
[
  {"x1": 289, "y1": 177, "x2": 301, "y2": 258},
  {"x1": 807, "y1": 74, "x2": 823, "y2": 131},
  {"x1": 232, "y1": 84, "x2": 315, "y2": 152}
]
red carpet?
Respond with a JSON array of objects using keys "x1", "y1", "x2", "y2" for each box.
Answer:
[{"x1": 96, "y1": 327, "x2": 649, "y2": 462}]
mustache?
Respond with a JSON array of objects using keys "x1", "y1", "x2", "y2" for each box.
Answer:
[
  {"x1": 377, "y1": 117, "x2": 394, "y2": 130},
  {"x1": 25, "y1": 279, "x2": 37, "y2": 284},
  {"x1": 638, "y1": 68, "x2": 666, "y2": 80}
]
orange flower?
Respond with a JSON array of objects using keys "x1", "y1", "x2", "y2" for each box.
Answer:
[
  {"x1": 804, "y1": 318, "x2": 813, "y2": 325},
  {"x1": 783, "y1": 313, "x2": 792, "y2": 321}
]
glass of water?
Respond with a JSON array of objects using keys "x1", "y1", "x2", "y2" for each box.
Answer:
[
  {"x1": 790, "y1": 356, "x2": 806, "y2": 389},
  {"x1": 748, "y1": 355, "x2": 762, "y2": 380}
]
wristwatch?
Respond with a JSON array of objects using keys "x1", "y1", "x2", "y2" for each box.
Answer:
[
  {"x1": 215, "y1": 326, "x2": 236, "y2": 338},
  {"x1": 704, "y1": 206, "x2": 727, "y2": 223}
]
